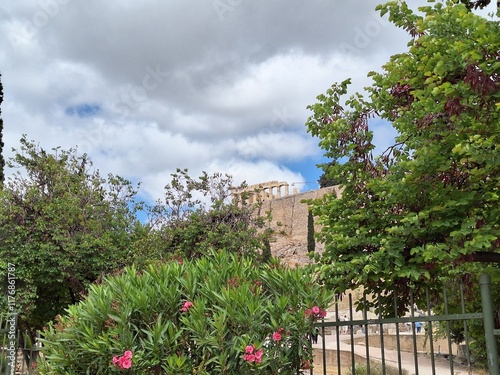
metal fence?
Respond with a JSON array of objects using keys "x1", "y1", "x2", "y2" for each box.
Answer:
[
  {"x1": 0, "y1": 315, "x2": 39, "y2": 375},
  {"x1": 311, "y1": 273, "x2": 499, "y2": 375}
]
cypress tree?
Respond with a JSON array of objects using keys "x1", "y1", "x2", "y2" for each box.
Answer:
[
  {"x1": 261, "y1": 236, "x2": 272, "y2": 264},
  {"x1": 307, "y1": 210, "x2": 315, "y2": 253}
]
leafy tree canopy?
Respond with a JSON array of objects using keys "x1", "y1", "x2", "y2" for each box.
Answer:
[
  {"x1": 0, "y1": 138, "x2": 274, "y2": 339},
  {"x1": 306, "y1": 1, "x2": 499, "y2": 310},
  {"x1": 133, "y1": 168, "x2": 272, "y2": 263},
  {"x1": 0, "y1": 136, "x2": 141, "y2": 333},
  {"x1": 318, "y1": 161, "x2": 339, "y2": 188}
]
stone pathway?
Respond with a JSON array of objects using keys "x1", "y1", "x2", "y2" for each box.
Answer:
[{"x1": 311, "y1": 333, "x2": 482, "y2": 375}]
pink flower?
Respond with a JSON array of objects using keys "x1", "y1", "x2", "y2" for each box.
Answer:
[
  {"x1": 272, "y1": 331, "x2": 282, "y2": 341},
  {"x1": 254, "y1": 349, "x2": 263, "y2": 363},
  {"x1": 305, "y1": 305, "x2": 327, "y2": 320},
  {"x1": 112, "y1": 350, "x2": 133, "y2": 370},
  {"x1": 244, "y1": 353, "x2": 255, "y2": 362},
  {"x1": 243, "y1": 345, "x2": 264, "y2": 364},
  {"x1": 180, "y1": 301, "x2": 193, "y2": 312},
  {"x1": 120, "y1": 357, "x2": 132, "y2": 369}
]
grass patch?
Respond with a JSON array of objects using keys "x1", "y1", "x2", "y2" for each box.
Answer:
[{"x1": 346, "y1": 361, "x2": 408, "y2": 375}]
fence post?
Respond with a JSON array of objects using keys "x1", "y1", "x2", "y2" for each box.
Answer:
[{"x1": 479, "y1": 273, "x2": 499, "y2": 375}]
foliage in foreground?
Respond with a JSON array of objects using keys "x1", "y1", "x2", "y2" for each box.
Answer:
[
  {"x1": 0, "y1": 136, "x2": 141, "y2": 338},
  {"x1": 38, "y1": 251, "x2": 333, "y2": 374},
  {"x1": 306, "y1": 1, "x2": 500, "y2": 309}
]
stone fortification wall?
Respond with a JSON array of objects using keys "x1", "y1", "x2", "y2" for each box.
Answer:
[
  {"x1": 264, "y1": 186, "x2": 340, "y2": 265},
  {"x1": 260, "y1": 185, "x2": 340, "y2": 239},
  {"x1": 233, "y1": 182, "x2": 341, "y2": 265}
]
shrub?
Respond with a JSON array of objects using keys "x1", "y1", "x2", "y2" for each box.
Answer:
[{"x1": 38, "y1": 251, "x2": 333, "y2": 374}]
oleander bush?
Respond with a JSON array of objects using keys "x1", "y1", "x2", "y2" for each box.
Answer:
[{"x1": 38, "y1": 251, "x2": 333, "y2": 374}]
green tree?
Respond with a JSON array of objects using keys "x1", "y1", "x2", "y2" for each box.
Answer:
[
  {"x1": 318, "y1": 161, "x2": 339, "y2": 188},
  {"x1": 133, "y1": 168, "x2": 272, "y2": 263},
  {"x1": 305, "y1": 1, "x2": 499, "y2": 312},
  {"x1": 307, "y1": 210, "x2": 315, "y2": 253},
  {"x1": 262, "y1": 237, "x2": 273, "y2": 263},
  {"x1": 0, "y1": 136, "x2": 141, "y2": 338}
]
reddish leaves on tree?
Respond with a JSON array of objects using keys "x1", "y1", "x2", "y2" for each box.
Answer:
[
  {"x1": 444, "y1": 98, "x2": 465, "y2": 117},
  {"x1": 390, "y1": 83, "x2": 414, "y2": 113},
  {"x1": 464, "y1": 63, "x2": 499, "y2": 96}
]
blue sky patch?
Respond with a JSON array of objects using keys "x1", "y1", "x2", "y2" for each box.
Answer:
[
  {"x1": 65, "y1": 103, "x2": 101, "y2": 118},
  {"x1": 284, "y1": 155, "x2": 328, "y2": 192}
]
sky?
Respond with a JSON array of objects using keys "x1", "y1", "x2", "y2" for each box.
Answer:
[{"x1": 1, "y1": 0, "x2": 498, "y2": 204}]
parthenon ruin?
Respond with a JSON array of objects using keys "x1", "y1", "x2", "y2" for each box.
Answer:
[
  {"x1": 231, "y1": 181, "x2": 299, "y2": 205},
  {"x1": 230, "y1": 181, "x2": 340, "y2": 265}
]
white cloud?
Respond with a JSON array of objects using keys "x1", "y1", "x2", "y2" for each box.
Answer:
[{"x1": 7, "y1": 0, "x2": 487, "y2": 204}]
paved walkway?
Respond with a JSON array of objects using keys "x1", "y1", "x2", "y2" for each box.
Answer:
[{"x1": 311, "y1": 332, "x2": 481, "y2": 375}]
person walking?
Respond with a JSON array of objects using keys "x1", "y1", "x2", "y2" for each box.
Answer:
[
  {"x1": 343, "y1": 315, "x2": 348, "y2": 334},
  {"x1": 311, "y1": 327, "x2": 319, "y2": 343},
  {"x1": 416, "y1": 321, "x2": 422, "y2": 333}
]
